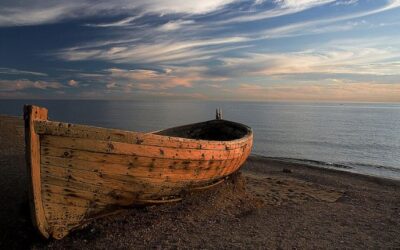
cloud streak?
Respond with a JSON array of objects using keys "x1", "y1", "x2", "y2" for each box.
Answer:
[
  {"x1": 0, "y1": 68, "x2": 48, "y2": 76},
  {"x1": 0, "y1": 0, "x2": 237, "y2": 27},
  {"x1": 218, "y1": 0, "x2": 336, "y2": 24},
  {"x1": 0, "y1": 79, "x2": 63, "y2": 91},
  {"x1": 232, "y1": 81, "x2": 400, "y2": 102},
  {"x1": 221, "y1": 37, "x2": 400, "y2": 78},
  {"x1": 105, "y1": 66, "x2": 205, "y2": 91},
  {"x1": 56, "y1": 37, "x2": 249, "y2": 64}
]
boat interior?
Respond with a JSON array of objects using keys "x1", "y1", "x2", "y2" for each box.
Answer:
[{"x1": 155, "y1": 120, "x2": 251, "y2": 141}]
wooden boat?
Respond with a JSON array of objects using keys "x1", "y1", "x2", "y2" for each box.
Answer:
[{"x1": 24, "y1": 105, "x2": 253, "y2": 239}]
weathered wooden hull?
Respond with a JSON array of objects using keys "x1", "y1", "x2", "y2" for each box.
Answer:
[{"x1": 24, "y1": 105, "x2": 253, "y2": 239}]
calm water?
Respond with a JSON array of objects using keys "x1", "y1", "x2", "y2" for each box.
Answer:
[{"x1": 1, "y1": 100, "x2": 400, "y2": 180}]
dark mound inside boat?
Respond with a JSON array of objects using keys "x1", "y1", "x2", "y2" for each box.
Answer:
[{"x1": 155, "y1": 120, "x2": 251, "y2": 141}]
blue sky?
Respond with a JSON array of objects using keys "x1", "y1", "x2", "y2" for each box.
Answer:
[{"x1": 0, "y1": 0, "x2": 400, "y2": 101}]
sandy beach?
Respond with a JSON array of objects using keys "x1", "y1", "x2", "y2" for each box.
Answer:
[{"x1": 0, "y1": 115, "x2": 399, "y2": 249}]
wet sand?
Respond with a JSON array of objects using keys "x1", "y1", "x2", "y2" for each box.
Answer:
[{"x1": 0, "y1": 115, "x2": 399, "y2": 249}]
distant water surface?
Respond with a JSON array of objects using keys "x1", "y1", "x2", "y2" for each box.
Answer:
[{"x1": 1, "y1": 100, "x2": 399, "y2": 180}]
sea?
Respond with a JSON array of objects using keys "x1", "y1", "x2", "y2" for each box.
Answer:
[{"x1": 1, "y1": 99, "x2": 399, "y2": 180}]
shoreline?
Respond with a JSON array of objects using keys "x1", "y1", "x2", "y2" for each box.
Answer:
[
  {"x1": 251, "y1": 154, "x2": 400, "y2": 185},
  {"x1": 2, "y1": 114, "x2": 398, "y2": 181},
  {"x1": 1, "y1": 115, "x2": 399, "y2": 248}
]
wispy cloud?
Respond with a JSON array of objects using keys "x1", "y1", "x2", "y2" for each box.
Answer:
[
  {"x1": 248, "y1": 1, "x2": 400, "y2": 40},
  {"x1": 334, "y1": 0, "x2": 358, "y2": 6},
  {"x1": 138, "y1": 0, "x2": 236, "y2": 15},
  {"x1": 230, "y1": 80, "x2": 400, "y2": 102},
  {"x1": 158, "y1": 20, "x2": 195, "y2": 31},
  {"x1": 217, "y1": 0, "x2": 336, "y2": 24},
  {"x1": 50, "y1": 1, "x2": 400, "y2": 68},
  {"x1": 0, "y1": 3, "x2": 81, "y2": 26},
  {"x1": 56, "y1": 37, "x2": 249, "y2": 64},
  {"x1": 85, "y1": 16, "x2": 142, "y2": 28},
  {"x1": 0, "y1": 68, "x2": 48, "y2": 76},
  {"x1": 219, "y1": 0, "x2": 400, "y2": 26},
  {"x1": 0, "y1": 0, "x2": 237, "y2": 27},
  {"x1": 221, "y1": 37, "x2": 400, "y2": 77},
  {"x1": 0, "y1": 79, "x2": 63, "y2": 91},
  {"x1": 105, "y1": 66, "x2": 205, "y2": 91},
  {"x1": 322, "y1": 0, "x2": 400, "y2": 23}
]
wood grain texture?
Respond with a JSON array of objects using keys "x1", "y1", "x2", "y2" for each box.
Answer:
[
  {"x1": 25, "y1": 105, "x2": 253, "y2": 239},
  {"x1": 41, "y1": 135, "x2": 244, "y2": 160}
]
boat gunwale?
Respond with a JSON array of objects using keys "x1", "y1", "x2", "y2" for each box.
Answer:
[{"x1": 34, "y1": 119, "x2": 253, "y2": 147}]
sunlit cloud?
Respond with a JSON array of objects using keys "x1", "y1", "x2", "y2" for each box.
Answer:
[
  {"x1": 68, "y1": 79, "x2": 79, "y2": 87},
  {"x1": 105, "y1": 66, "x2": 206, "y2": 91},
  {"x1": 0, "y1": 0, "x2": 237, "y2": 27},
  {"x1": 149, "y1": 92, "x2": 207, "y2": 99},
  {"x1": 0, "y1": 79, "x2": 63, "y2": 91},
  {"x1": 158, "y1": 20, "x2": 196, "y2": 31},
  {"x1": 231, "y1": 81, "x2": 400, "y2": 102},
  {"x1": 221, "y1": 37, "x2": 400, "y2": 77}
]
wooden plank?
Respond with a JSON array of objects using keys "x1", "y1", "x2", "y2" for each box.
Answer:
[
  {"x1": 42, "y1": 165, "x2": 148, "y2": 193},
  {"x1": 43, "y1": 190, "x2": 108, "y2": 208},
  {"x1": 41, "y1": 161, "x2": 223, "y2": 197},
  {"x1": 220, "y1": 153, "x2": 239, "y2": 176},
  {"x1": 42, "y1": 179, "x2": 139, "y2": 205},
  {"x1": 42, "y1": 164, "x2": 188, "y2": 195},
  {"x1": 34, "y1": 120, "x2": 249, "y2": 150},
  {"x1": 41, "y1": 154, "x2": 239, "y2": 180},
  {"x1": 43, "y1": 175, "x2": 180, "y2": 203},
  {"x1": 41, "y1": 135, "x2": 244, "y2": 161},
  {"x1": 42, "y1": 162, "x2": 227, "y2": 191},
  {"x1": 41, "y1": 145, "x2": 233, "y2": 166},
  {"x1": 24, "y1": 105, "x2": 50, "y2": 238}
]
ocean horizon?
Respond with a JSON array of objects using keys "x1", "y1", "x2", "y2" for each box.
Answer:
[{"x1": 1, "y1": 99, "x2": 399, "y2": 180}]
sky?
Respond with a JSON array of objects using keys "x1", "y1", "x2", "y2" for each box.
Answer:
[{"x1": 0, "y1": 0, "x2": 400, "y2": 102}]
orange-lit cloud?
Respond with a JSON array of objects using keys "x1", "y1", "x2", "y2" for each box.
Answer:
[
  {"x1": 0, "y1": 79, "x2": 63, "y2": 91},
  {"x1": 106, "y1": 67, "x2": 205, "y2": 91},
  {"x1": 222, "y1": 41, "x2": 400, "y2": 77},
  {"x1": 68, "y1": 79, "x2": 79, "y2": 87},
  {"x1": 232, "y1": 81, "x2": 400, "y2": 102}
]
